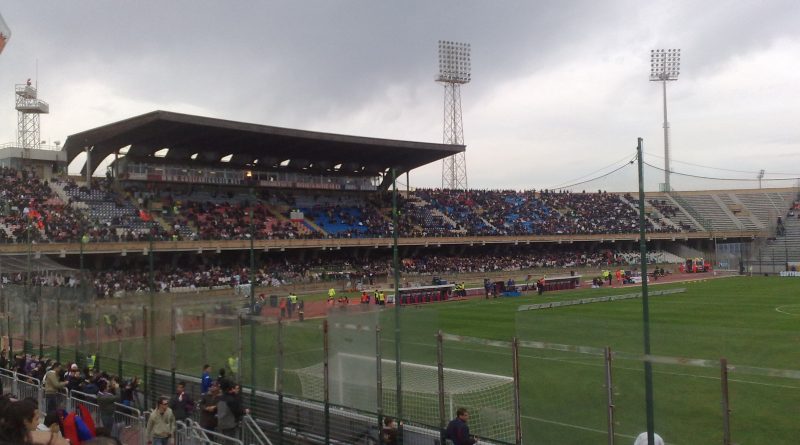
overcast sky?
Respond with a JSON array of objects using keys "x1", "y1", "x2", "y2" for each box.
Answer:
[{"x1": 1, "y1": 1, "x2": 800, "y2": 192}]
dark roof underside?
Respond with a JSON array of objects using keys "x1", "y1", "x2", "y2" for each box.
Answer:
[{"x1": 63, "y1": 111, "x2": 464, "y2": 177}]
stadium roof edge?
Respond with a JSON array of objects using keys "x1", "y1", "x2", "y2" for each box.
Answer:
[{"x1": 62, "y1": 110, "x2": 464, "y2": 177}]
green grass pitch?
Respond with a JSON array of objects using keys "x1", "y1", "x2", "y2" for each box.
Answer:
[{"x1": 93, "y1": 276, "x2": 800, "y2": 444}]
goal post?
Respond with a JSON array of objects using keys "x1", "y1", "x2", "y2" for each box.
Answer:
[{"x1": 288, "y1": 352, "x2": 516, "y2": 443}]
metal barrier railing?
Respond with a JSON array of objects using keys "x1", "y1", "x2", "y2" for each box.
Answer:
[
  {"x1": 68, "y1": 390, "x2": 102, "y2": 432},
  {"x1": 240, "y1": 414, "x2": 273, "y2": 445},
  {"x1": 114, "y1": 403, "x2": 146, "y2": 445},
  {"x1": 15, "y1": 374, "x2": 43, "y2": 408},
  {"x1": 3, "y1": 364, "x2": 463, "y2": 445},
  {"x1": 0, "y1": 368, "x2": 15, "y2": 396},
  {"x1": 184, "y1": 419, "x2": 244, "y2": 445}
]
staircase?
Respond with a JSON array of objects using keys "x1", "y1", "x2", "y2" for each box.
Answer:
[
  {"x1": 663, "y1": 192, "x2": 708, "y2": 231},
  {"x1": 618, "y1": 194, "x2": 664, "y2": 230},
  {"x1": 765, "y1": 214, "x2": 800, "y2": 265}
]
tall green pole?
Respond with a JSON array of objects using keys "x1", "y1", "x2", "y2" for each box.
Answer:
[
  {"x1": 148, "y1": 219, "x2": 155, "y2": 398},
  {"x1": 25, "y1": 225, "x2": 31, "y2": 354},
  {"x1": 249, "y1": 188, "x2": 257, "y2": 407},
  {"x1": 392, "y1": 168, "x2": 403, "y2": 442},
  {"x1": 78, "y1": 230, "x2": 86, "y2": 366},
  {"x1": 637, "y1": 137, "x2": 656, "y2": 444}
]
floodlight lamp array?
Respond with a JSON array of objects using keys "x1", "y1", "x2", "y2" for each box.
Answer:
[
  {"x1": 650, "y1": 48, "x2": 681, "y2": 81},
  {"x1": 438, "y1": 40, "x2": 471, "y2": 83}
]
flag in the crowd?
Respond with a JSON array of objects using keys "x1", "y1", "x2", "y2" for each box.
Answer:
[{"x1": 0, "y1": 13, "x2": 10, "y2": 55}]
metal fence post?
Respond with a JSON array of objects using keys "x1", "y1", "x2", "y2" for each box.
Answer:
[
  {"x1": 95, "y1": 304, "x2": 101, "y2": 359},
  {"x1": 6, "y1": 313, "x2": 11, "y2": 360},
  {"x1": 323, "y1": 319, "x2": 330, "y2": 444},
  {"x1": 604, "y1": 346, "x2": 615, "y2": 445},
  {"x1": 201, "y1": 311, "x2": 207, "y2": 367},
  {"x1": 376, "y1": 325, "x2": 384, "y2": 444},
  {"x1": 237, "y1": 314, "x2": 243, "y2": 384},
  {"x1": 55, "y1": 290, "x2": 61, "y2": 362},
  {"x1": 142, "y1": 305, "x2": 149, "y2": 411},
  {"x1": 436, "y1": 330, "x2": 446, "y2": 443},
  {"x1": 512, "y1": 337, "x2": 522, "y2": 445},
  {"x1": 721, "y1": 358, "x2": 731, "y2": 445},
  {"x1": 277, "y1": 319, "x2": 284, "y2": 445},
  {"x1": 117, "y1": 328, "x2": 123, "y2": 378},
  {"x1": 38, "y1": 288, "x2": 44, "y2": 357},
  {"x1": 171, "y1": 306, "x2": 177, "y2": 394}
]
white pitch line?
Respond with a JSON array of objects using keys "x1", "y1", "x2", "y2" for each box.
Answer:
[
  {"x1": 395, "y1": 340, "x2": 800, "y2": 390},
  {"x1": 520, "y1": 414, "x2": 636, "y2": 440},
  {"x1": 775, "y1": 305, "x2": 800, "y2": 316}
]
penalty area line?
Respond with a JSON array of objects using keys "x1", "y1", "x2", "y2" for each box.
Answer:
[{"x1": 520, "y1": 414, "x2": 636, "y2": 440}]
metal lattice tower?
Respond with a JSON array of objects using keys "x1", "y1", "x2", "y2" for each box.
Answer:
[
  {"x1": 15, "y1": 80, "x2": 50, "y2": 159},
  {"x1": 650, "y1": 49, "x2": 681, "y2": 192},
  {"x1": 437, "y1": 40, "x2": 470, "y2": 190}
]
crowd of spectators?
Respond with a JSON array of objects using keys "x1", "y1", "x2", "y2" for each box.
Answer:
[
  {"x1": 2, "y1": 247, "x2": 677, "y2": 298},
  {"x1": 0, "y1": 349, "x2": 142, "y2": 444},
  {"x1": 397, "y1": 189, "x2": 682, "y2": 236},
  {"x1": 0, "y1": 168, "x2": 748, "y2": 246},
  {"x1": 649, "y1": 198, "x2": 679, "y2": 218},
  {"x1": 303, "y1": 204, "x2": 392, "y2": 238},
  {"x1": 0, "y1": 167, "x2": 85, "y2": 243}
]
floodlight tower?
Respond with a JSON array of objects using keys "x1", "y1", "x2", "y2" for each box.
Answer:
[
  {"x1": 437, "y1": 40, "x2": 471, "y2": 190},
  {"x1": 650, "y1": 49, "x2": 681, "y2": 192},
  {"x1": 15, "y1": 80, "x2": 50, "y2": 160}
]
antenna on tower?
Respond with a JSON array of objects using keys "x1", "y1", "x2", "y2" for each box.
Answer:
[{"x1": 436, "y1": 40, "x2": 471, "y2": 191}]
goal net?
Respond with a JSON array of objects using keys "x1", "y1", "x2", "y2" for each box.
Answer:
[{"x1": 289, "y1": 352, "x2": 516, "y2": 443}]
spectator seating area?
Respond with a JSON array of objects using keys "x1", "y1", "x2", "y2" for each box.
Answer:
[
  {"x1": 0, "y1": 167, "x2": 796, "y2": 244},
  {"x1": 0, "y1": 167, "x2": 85, "y2": 243},
  {"x1": 763, "y1": 198, "x2": 800, "y2": 266},
  {"x1": 401, "y1": 189, "x2": 674, "y2": 236},
  {"x1": 1, "y1": 248, "x2": 684, "y2": 298},
  {"x1": 55, "y1": 178, "x2": 159, "y2": 241}
]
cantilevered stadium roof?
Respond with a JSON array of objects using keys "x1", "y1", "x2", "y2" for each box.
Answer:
[{"x1": 63, "y1": 110, "x2": 464, "y2": 178}]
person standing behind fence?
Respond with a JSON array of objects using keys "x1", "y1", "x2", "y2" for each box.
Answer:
[
  {"x1": 199, "y1": 382, "x2": 220, "y2": 431},
  {"x1": 227, "y1": 354, "x2": 239, "y2": 382},
  {"x1": 445, "y1": 407, "x2": 477, "y2": 445},
  {"x1": 279, "y1": 297, "x2": 287, "y2": 318},
  {"x1": 381, "y1": 416, "x2": 399, "y2": 445},
  {"x1": 289, "y1": 292, "x2": 298, "y2": 316},
  {"x1": 97, "y1": 380, "x2": 120, "y2": 435},
  {"x1": 217, "y1": 380, "x2": 246, "y2": 437},
  {"x1": 44, "y1": 362, "x2": 66, "y2": 413},
  {"x1": 146, "y1": 396, "x2": 175, "y2": 445},
  {"x1": 169, "y1": 381, "x2": 194, "y2": 422},
  {"x1": 201, "y1": 364, "x2": 213, "y2": 395}
]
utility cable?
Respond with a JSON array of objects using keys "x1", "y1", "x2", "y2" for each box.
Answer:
[
  {"x1": 550, "y1": 154, "x2": 637, "y2": 190},
  {"x1": 643, "y1": 161, "x2": 800, "y2": 182},
  {"x1": 643, "y1": 151, "x2": 800, "y2": 176}
]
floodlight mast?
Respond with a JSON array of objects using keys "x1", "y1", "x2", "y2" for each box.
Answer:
[
  {"x1": 437, "y1": 40, "x2": 471, "y2": 190},
  {"x1": 650, "y1": 49, "x2": 680, "y2": 192}
]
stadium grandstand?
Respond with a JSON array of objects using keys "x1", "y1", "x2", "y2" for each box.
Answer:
[
  {"x1": 2, "y1": 110, "x2": 800, "y2": 445},
  {"x1": 0, "y1": 110, "x2": 796, "y2": 291}
]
